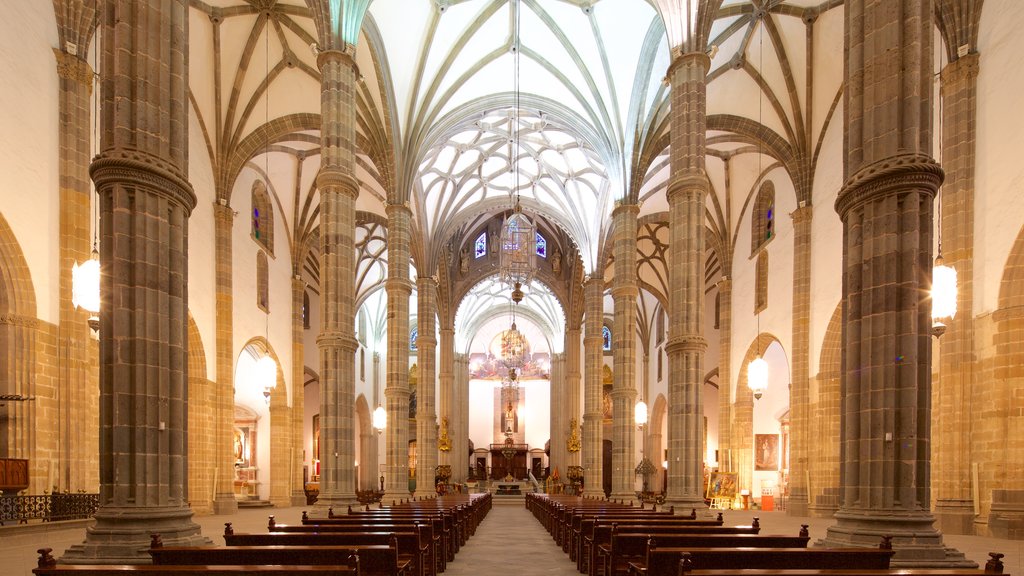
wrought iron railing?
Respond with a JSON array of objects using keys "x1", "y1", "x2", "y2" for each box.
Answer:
[{"x1": 0, "y1": 493, "x2": 99, "y2": 525}]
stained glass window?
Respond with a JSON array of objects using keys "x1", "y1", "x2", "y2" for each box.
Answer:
[
  {"x1": 536, "y1": 232, "x2": 547, "y2": 257},
  {"x1": 602, "y1": 325, "x2": 611, "y2": 351},
  {"x1": 474, "y1": 232, "x2": 487, "y2": 258},
  {"x1": 410, "y1": 327, "x2": 418, "y2": 351}
]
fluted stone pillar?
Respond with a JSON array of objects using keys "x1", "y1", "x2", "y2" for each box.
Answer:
[
  {"x1": 313, "y1": 47, "x2": 360, "y2": 510},
  {"x1": 212, "y1": 203, "x2": 238, "y2": 515},
  {"x1": 716, "y1": 277, "x2": 732, "y2": 474},
  {"x1": 549, "y1": 352, "x2": 565, "y2": 477},
  {"x1": 53, "y1": 45, "x2": 98, "y2": 492},
  {"x1": 438, "y1": 326, "x2": 454, "y2": 470},
  {"x1": 453, "y1": 353, "x2": 469, "y2": 483},
  {"x1": 787, "y1": 206, "x2": 813, "y2": 516},
  {"x1": 933, "y1": 53, "x2": 979, "y2": 536},
  {"x1": 565, "y1": 328, "x2": 582, "y2": 470},
  {"x1": 290, "y1": 277, "x2": 307, "y2": 505},
  {"x1": 611, "y1": 204, "x2": 639, "y2": 500},
  {"x1": 383, "y1": 203, "x2": 412, "y2": 501},
  {"x1": 415, "y1": 277, "x2": 438, "y2": 498},
  {"x1": 62, "y1": 0, "x2": 209, "y2": 560},
  {"x1": 664, "y1": 51, "x2": 711, "y2": 514},
  {"x1": 822, "y1": 1, "x2": 970, "y2": 566},
  {"x1": 582, "y1": 277, "x2": 605, "y2": 497}
]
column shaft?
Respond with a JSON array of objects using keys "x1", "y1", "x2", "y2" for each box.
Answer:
[
  {"x1": 716, "y1": 278, "x2": 732, "y2": 474},
  {"x1": 548, "y1": 352, "x2": 565, "y2": 479},
  {"x1": 290, "y1": 277, "x2": 307, "y2": 504},
  {"x1": 383, "y1": 203, "x2": 412, "y2": 501},
  {"x1": 415, "y1": 277, "x2": 438, "y2": 497},
  {"x1": 453, "y1": 353, "x2": 469, "y2": 483},
  {"x1": 438, "y1": 327, "x2": 454, "y2": 470},
  {"x1": 212, "y1": 204, "x2": 238, "y2": 514},
  {"x1": 611, "y1": 204, "x2": 639, "y2": 500},
  {"x1": 582, "y1": 277, "x2": 605, "y2": 497},
  {"x1": 788, "y1": 206, "x2": 813, "y2": 516},
  {"x1": 565, "y1": 328, "x2": 582, "y2": 470}
]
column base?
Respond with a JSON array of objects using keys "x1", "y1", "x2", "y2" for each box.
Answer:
[
  {"x1": 663, "y1": 494, "x2": 714, "y2": 518},
  {"x1": 787, "y1": 491, "x2": 810, "y2": 517},
  {"x1": 212, "y1": 492, "x2": 238, "y2": 515},
  {"x1": 290, "y1": 491, "x2": 307, "y2": 507},
  {"x1": 61, "y1": 505, "x2": 210, "y2": 564},
  {"x1": 934, "y1": 498, "x2": 976, "y2": 535},
  {"x1": 820, "y1": 509, "x2": 976, "y2": 568},
  {"x1": 381, "y1": 490, "x2": 412, "y2": 506},
  {"x1": 988, "y1": 489, "x2": 1024, "y2": 540},
  {"x1": 808, "y1": 488, "x2": 840, "y2": 518},
  {"x1": 582, "y1": 488, "x2": 606, "y2": 499},
  {"x1": 609, "y1": 491, "x2": 638, "y2": 505}
]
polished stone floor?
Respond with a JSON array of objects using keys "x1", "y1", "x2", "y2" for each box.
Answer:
[{"x1": 0, "y1": 501, "x2": 1019, "y2": 576}]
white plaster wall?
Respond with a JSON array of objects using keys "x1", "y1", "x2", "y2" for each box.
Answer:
[
  {"x1": 187, "y1": 104, "x2": 217, "y2": 381},
  {"x1": 303, "y1": 279, "x2": 320, "y2": 373},
  {"x1": 468, "y1": 378, "x2": 551, "y2": 455},
  {"x1": 975, "y1": 0, "x2": 1024, "y2": 313},
  {"x1": 0, "y1": 2, "x2": 59, "y2": 322},
  {"x1": 808, "y1": 100, "x2": 844, "y2": 375},
  {"x1": 704, "y1": 383, "x2": 719, "y2": 467},
  {"x1": 750, "y1": 341, "x2": 790, "y2": 496},
  {"x1": 304, "y1": 379, "x2": 320, "y2": 479},
  {"x1": 230, "y1": 168, "x2": 294, "y2": 404},
  {"x1": 234, "y1": 351, "x2": 272, "y2": 500}
]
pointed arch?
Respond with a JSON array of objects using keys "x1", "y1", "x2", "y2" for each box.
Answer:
[
  {"x1": 0, "y1": 210, "x2": 37, "y2": 461},
  {"x1": 809, "y1": 303, "x2": 842, "y2": 517},
  {"x1": 355, "y1": 393, "x2": 374, "y2": 491}
]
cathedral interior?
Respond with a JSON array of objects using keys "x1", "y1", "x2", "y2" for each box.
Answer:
[{"x1": 0, "y1": 0, "x2": 1022, "y2": 568}]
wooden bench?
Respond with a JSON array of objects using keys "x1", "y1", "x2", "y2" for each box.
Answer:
[
  {"x1": 33, "y1": 548, "x2": 359, "y2": 576},
  {"x1": 629, "y1": 547, "x2": 896, "y2": 576},
  {"x1": 600, "y1": 534, "x2": 812, "y2": 576},
  {"x1": 574, "y1": 516, "x2": 733, "y2": 566},
  {"x1": 330, "y1": 509, "x2": 457, "y2": 561}
]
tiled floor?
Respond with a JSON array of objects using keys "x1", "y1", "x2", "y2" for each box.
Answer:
[{"x1": 0, "y1": 502, "x2": 1020, "y2": 576}]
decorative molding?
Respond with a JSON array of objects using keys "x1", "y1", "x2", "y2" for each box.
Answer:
[
  {"x1": 0, "y1": 314, "x2": 39, "y2": 328},
  {"x1": 52, "y1": 48, "x2": 94, "y2": 89},
  {"x1": 835, "y1": 154, "x2": 944, "y2": 220},
  {"x1": 90, "y1": 155, "x2": 197, "y2": 213}
]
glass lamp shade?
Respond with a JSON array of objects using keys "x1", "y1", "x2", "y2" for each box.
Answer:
[
  {"x1": 634, "y1": 400, "x2": 648, "y2": 427},
  {"x1": 748, "y1": 355, "x2": 768, "y2": 400},
  {"x1": 372, "y1": 405, "x2": 387, "y2": 433},
  {"x1": 931, "y1": 256, "x2": 958, "y2": 321},
  {"x1": 499, "y1": 206, "x2": 536, "y2": 291},
  {"x1": 255, "y1": 354, "x2": 277, "y2": 395},
  {"x1": 72, "y1": 250, "x2": 100, "y2": 314}
]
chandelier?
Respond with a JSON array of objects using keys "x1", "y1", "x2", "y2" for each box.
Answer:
[{"x1": 500, "y1": 321, "x2": 528, "y2": 369}]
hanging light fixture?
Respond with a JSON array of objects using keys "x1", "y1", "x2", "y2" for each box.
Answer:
[
  {"x1": 73, "y1": 39, "x2": 101, "y2": 333},
  {"x1": 257, "y1": 353, "x2": 277, "y2": 403},
  {"x1": 634, "y1": 400, "x2": 648, "y2": 430},
  {"x1": 931, "y1": 84, "x2": 957, "y2": 338},
  {"x1": 500, "y1": 319, "x2": 527, "y2": 369},
  {"x1": 258, "y1": 17, "x2": 278, "y2": 405},
  {"x1": 498, "y1": 0, "x2": 536, "y2": 304},
  {"x1": 373, "y1": 404, "x2": 387, "y2": 435},
  {"x1": 746, "y1": 14, "x2": 768, "y2": 402}
]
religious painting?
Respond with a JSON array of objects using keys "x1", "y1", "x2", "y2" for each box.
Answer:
[
  {"x1": 602, "y1": 384, "x2": 613, "y2": 421},
  {"x1": 706, "y1": 471, "x2": 738, "y2": 499},
  {"x1": 755, "y1": 433, "x2": 779, "y2": 471},
  {"x1": 493, "y1": 386, "x2": 527, "y2": 443},
  {"x1": 312, "y1": 414, "x2": 320, "y2": 479}
]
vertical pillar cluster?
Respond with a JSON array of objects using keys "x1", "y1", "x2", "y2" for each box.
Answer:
[
  {"x1": 582, "y1": 277, "x2": 604, "y2": 497},
  {"x1": 62, "y1": 0, "x2": 209, "y2": 561},
  {"x1": 291, "y1": 276, "x2": 307, "y2": 505},
  {"x1": 313, "y1": 47, "x2": 360, "y2": 508},
  {"x1": 548, "y1": 352, "x2": 565, "y2": 477},
  {"x1": 415, "y1": 276, "x2": 438, "y2": 497},
  {"x1": 453, "y1": 353, "x2": 470, "y2": 483},
  {"x1": 610, "y1": 204, "x2": 639, "y2": 500},
  {"x1": 438, "y1": 326, "x2": 454, "y2": 471},
  {"x1": 383, "y1": 203, "x2": 412, "y2": 501},
  {"x1": 787, "y1": 205, "x2": 813, "y2": 516},
  {"x1": 212, "y1": 202, "x2": 238, "y2": 515},
  {"x1": 664, "y1": 51, "x2": 710, "y2": 512},
  {"x1": 715, "y1": 277, "x2": 732, "y2": 475}
]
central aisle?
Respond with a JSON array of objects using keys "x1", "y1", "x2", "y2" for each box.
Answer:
[{"x1": 444, "y1": 502, "x2": 578, "y2": 575}]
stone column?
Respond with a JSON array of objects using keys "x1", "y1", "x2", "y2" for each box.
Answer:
[
  {"x1": 290, "y1": 276, "x2": 307, "y2": 505},
  {"x1": 822, "y1": 1, "x2": 970, "y2": 566},
  {"x1": 313, "y1": 47, "x2": 360, "y2": 510},
  {"x1": 383, "y1": 203, "x2": 412, "y2": 501},
  {"x1": 212, "y1": 202, "x2": 238, "y2": 515},
  {"x1": 787, "y1": 206, "x2": 813, "y2": 516},
  {"x1": 582, "y1": 276, "x2": 605, "y2": 498},
  {"x1": 548, "y1": 352, "x2": 565, "y2": 477},
  {"x1": 664, "y1": 51, "x2": 711, "y2": 514},
  {"x1": 716, "y1": 277, "x2": 732, "y2": 474},
  {"x1": 565, "y1": 328, "x2": 582, "y2": 469},
  {"x1": 933, "y1": 53, "x2": 979, "y2": 536},
  {"x1": 453, "y1": 353, "x2": 469, "y2": 483},
  {"x1": 438, "y1": 326, "x2": 454, "y2": 470},
  {"x1": 415, "y1": 276, "x2": 438, "y2": 498},
  {"x1": 62, "y1": 0, "x2": 209, "y2": 561},
  {"x1": 269, "y1": 394, "x2": 292, "y2": 507},
  {"x1": 371, "y1": 351, "x2": 382, "y2": 487},
  {"x1": 53, "y1": 45, "x2": 98, "y2": 492},
  {"x1": 611, "y1": 204, "x2": 639, "y2": 500}
]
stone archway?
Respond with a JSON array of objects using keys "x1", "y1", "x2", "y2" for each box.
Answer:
[
  {"x1": 649, "y1": 393, "x2": 667, "y2": 492},
  {"x1": 355, "y1": 394, "x2": 374, "y2": 492},
  {"x1": 186, "y1": 313, "x2": 216, "y2": 514},
  {"x1": 809, "y1": 304, "x2": 841, "y2": 517},
  {"x1": 734, "y1": 333, "x2": 787, "y2": 498}
]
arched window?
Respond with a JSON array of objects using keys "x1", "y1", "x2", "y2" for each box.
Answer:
[
  {"x1": 474, "y1": 232, "x2": 487, "y2": 258},
  {"x1": 257, "y1": 250, "x2": 269, "y2": 312},
  {"x1": 714, "y1": 291, "x2": 721, "y2": 330},
  {"x1": 751, "y1": 181, "x2": 775, "y2": 255},
  {"x1": 410, "y1": 326, "x2": 418, "y2": 351},
  {"x1": 755, "y1": 251, "x2": 768, "y2": 313},
  {"x1": 252, "y1": 180, "x2": 274, "y2": 255},
  {"x1": 602, "y1": 325, "x2": 612, "y2": 351},
  {"x1": 302, "y1": 290, "x2": 310, "y2": 329},
  {"x1": 535, "y1": 232, "x2": 547, "y2": 257}
]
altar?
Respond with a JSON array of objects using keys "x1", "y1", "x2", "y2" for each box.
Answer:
[{"x1": 489, "y1": 442, "x2": 528, "y2": 480}]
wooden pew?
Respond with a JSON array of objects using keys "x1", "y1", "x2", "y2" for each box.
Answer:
[
  {"x1": 629, "y1": 547, "x2": 896, "y2": 576},
  {"x1": 602, "y1": 534, "x2": 813, "y2": 576},
  {"x1": 32, "y1": 548, "x2": 360, "y2": 576},
  {"x1": 332, "y1": 508, "x2": 457, "y2": 562},
  {"x1": 574, "y1": 515, "x2": 731, "y2": 566},
  {"x1": 669, "y1": 552, "x2": 1009, "y2": 576},
  {"x1": 222, "y1": 525, "x2": 418, "y2": 576}
]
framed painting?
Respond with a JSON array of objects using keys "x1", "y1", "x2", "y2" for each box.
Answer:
[
  {"x1": 706, "y1": 471, "x2": 738, "y2": 499},
  {"x1": 755, "y1": 433, "x2": 779, "y2": 471}
]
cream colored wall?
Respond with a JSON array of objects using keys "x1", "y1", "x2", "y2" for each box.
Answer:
[
  {"x1": 976, "y1": 0, "x2": 1024, "y2": 314},
  {"x1": 187, "y1": 104, "x2": 217, "y2": 382},
  {"x1": 0, "y1": 1, "x2": 59, "y2": 323}
]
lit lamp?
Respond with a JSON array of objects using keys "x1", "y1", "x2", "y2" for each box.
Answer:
[
  {"x1": 748, "y1": 355, "x2": 768, "y2": 400},
  {"x1": 256, "y1": 354, "x2": 277, "y2": 403},
  {"x1": 634, "y1": 400, "x2": 648, "y2": 430},
  {"x1": 931, "y1": 254, "x2": 957, "y2": 338},
  {"x1": 72, "y1": 245, "x2": 100, "y2": 332},
  {"x1": 372, "y1": 405, "x2": 387, "y2": 435}
]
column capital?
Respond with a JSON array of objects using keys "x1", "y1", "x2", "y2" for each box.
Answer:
[
  {"x1": 385, "y1": 277, "x2": 414, "y2": 295},
  {"x1": 91, "y1": 154, "x2": 197, "y2": 214},
  {"x1": 611, "y1": 201, "x2": 641, "y2": 218},
  {"x1": 316, "y1": 48, "x2": 359, "y2": 74},
  {"x1": 666, "y1": 51, "x2": 711, "y2": 81},
  {"x1": 835, "y1": 154, "x2": 943, "y2": 220},
  {"x1": 611, "y1": 285, "x2": 639, "y2": 299},
  {"x1": 213, "y1": 201, "x2": 235, "y2": 223},
  {"x1": 385, "y1": 201, "x2": 413, "y2": 218},
  {"x1": 665, "y1": 335, "x2": 707, "y2": 354},
  {"x1": 790, "y1": 204, "x2": 813, "y2": 224},
  {"x1": 53, "y1": 48, "x2": 94, "y2": 89},
  {"x1": 940, "y1": 52, "x2": 980, "y2": 90},
  {"x1": 417, "y1": 275, "x2": 438, "y2": 290},
  {"x1": 317, "y1": 332, "x2": 359, "y2": 354},
  {"x1": 316, "y1": 168, "x2": 359, "y2": 199},
  {"x1": 667, "y1": 171, "x2": 709, "y2": 202}
]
